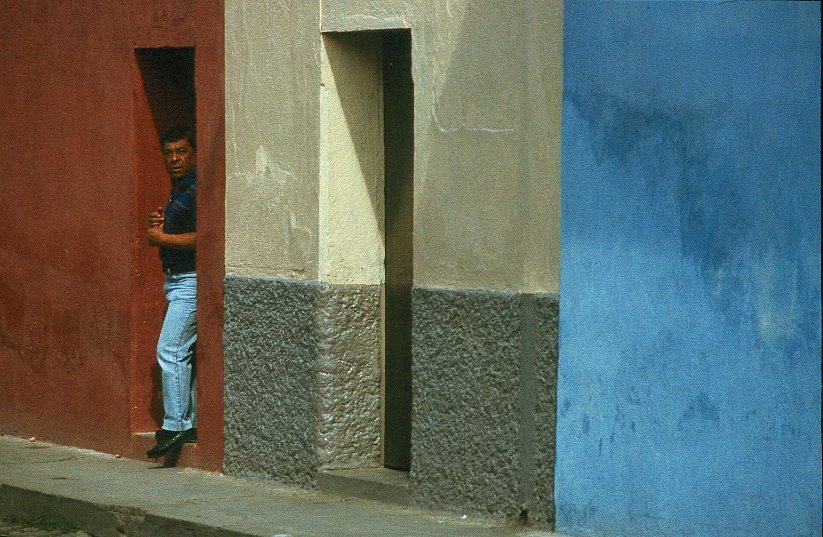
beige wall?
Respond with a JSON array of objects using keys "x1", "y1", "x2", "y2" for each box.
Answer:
[
  {"x1": 226, "y1": 0, "x2": 562, "y2": 293},
  {"x1": 225, "y1": 1, "x2": 320, "y2": 280},
  {"x1": 319, "y1": 33, "x2": 386, "y2": 285}
]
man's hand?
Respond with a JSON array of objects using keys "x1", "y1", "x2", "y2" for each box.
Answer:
[{"x1": 148, "y1": 207, "x2": 164, "y2": 228}]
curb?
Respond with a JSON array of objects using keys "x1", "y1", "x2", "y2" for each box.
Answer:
[{"x1": 0, "y1": 485, "x2": 252, "y2": 537}]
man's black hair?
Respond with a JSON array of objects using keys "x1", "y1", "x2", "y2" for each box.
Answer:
[{"x1": 161, "y1": 125, "x2": 196, "y2": 151}]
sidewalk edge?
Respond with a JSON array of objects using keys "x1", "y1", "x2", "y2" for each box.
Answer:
[{"x1": 0, "y1": 484, "x2": 255, "y2": 537}]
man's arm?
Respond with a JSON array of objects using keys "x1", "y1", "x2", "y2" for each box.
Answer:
[
  {"x1": 147, "y1": 209, "x2": 195, "y2": 250},
  {"x1": 147, "y1": 227, "x2": 196, "y2": 250}
]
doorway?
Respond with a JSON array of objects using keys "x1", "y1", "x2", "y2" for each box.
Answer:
[
  {"x1": 319, "y1": 30, "x2": 414, "y2": 471},
  {"x1": 381, "y1": 30, "x2": 413, "y2": 471},
  {"x1": 130, "y1": 47, "x2": 196, "y2": 435}
]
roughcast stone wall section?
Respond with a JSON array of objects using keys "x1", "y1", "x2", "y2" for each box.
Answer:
[
  {"x1": 315, "y1": 285, "x2": 382, "y2": 469},
  {"x1": 223, "y1": 276, "x2": 319, "y2": 486},
  {"x1": 410, "y1": 286, "x2": 558, "y2": 526},
  {"x1": 223, "y1": 277, "x2": 383, "y2": 482},
  {"x1": 531, "y1": 294, "x2": 559, "y2": 526},
  {"x1": 411, "y1": 287, "x2": 522, "y2": 518}
]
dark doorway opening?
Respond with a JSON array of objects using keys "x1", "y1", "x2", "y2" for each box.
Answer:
[
  {"x1": 382, "y1": 30, "x2": 413, "y2": 471},
  {"x1": 136, "y1": 48, "x2": 195, "y2": 138},
  {"x1": 130, "y1": 47, "x2": 196, "y2": 435}
]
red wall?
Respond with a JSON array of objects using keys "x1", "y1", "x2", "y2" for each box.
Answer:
[{"x1": 0, "y1": 0, "x2": 224, "y2": 470}]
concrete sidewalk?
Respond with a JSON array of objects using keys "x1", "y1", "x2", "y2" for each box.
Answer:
[{"x1": 0, "y1": 435, "x2": 566, "y2": 537}]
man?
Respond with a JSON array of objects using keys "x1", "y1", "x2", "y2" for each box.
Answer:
[{"x1": 146, "y1": 125, "x2": 198, "y2": 458}]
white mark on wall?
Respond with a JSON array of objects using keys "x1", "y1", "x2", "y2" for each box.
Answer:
[
  {"x1": 255, "y1": 145, "x2": 290, "y2": 189},
  {"x1": 428, "y1": 0, "x2": 518, "y2": 134},
  {"x1": 338, "y1": 14, "x2": 411, "y2": 29},
  {"x1": 431, "y1": 96, "x2": 516, "y2": 134},
  {"x1": 225, "y1": 144, "x2": 312, "y2": 277},
  {"x1": 750, "y1": 245, "x2": 801, "y2": 346}
]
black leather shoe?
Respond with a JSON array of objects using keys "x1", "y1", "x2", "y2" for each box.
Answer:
[
  {"x1": 155, "y1": 428, "x2": 197, "y2": 443},
  {"x1": 154, "y1": 429, "x2": 173, "y2": 442},
  {"x1": 147, "y1": 428, "x2": 196, "y2": 458}
]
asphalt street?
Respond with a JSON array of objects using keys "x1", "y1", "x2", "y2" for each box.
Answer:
[{"x1": 0, "y1": 516, "x2": 91, "y2": 537}]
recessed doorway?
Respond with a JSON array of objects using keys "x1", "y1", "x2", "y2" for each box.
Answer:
[
  {"x1": 130, "y1": 47, "x2": 196, "y2": 435},
  {"x1": 319, "y1": 29, "x2": 414, "y2": 472},
  {"x1": 381, "y1": 30, "x2": 414, "y2": 471}
]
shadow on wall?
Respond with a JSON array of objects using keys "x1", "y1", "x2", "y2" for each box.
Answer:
[
  {"x1": 567, "y1": 89, "x2": 820, "y2": 357},
  {"x1": 136, "y1": 48, "x2": 195, "y2": 142}
]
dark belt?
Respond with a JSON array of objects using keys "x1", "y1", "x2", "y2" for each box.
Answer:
[{"x1": 163, "y1": 266, "x2": 195, "y2": 275}]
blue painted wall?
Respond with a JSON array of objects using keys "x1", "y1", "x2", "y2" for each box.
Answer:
[{"x1": 557, "y1": 2, "x2": 821, "y2": 536}]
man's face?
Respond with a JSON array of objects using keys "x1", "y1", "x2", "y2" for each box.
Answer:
[{"x1": 162, "y1": 138, "x2": 196, "y2": 180}]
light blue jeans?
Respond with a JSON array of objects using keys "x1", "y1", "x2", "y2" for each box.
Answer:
[{"x1": 157, "y1": 272, "x2": 197, "y2": 432}]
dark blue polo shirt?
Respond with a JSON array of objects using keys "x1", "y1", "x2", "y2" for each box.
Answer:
[{"x1": 160, "y1": 171, "x2": 196, "y2": 274}]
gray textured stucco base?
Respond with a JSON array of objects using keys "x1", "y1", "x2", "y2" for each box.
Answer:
[
  {"x1": 410, "y1": 287, "x2": 558, "y2": 527},
  {"x1": 223, "y1": 276, "x2": 381, "y2": 486},
  {"x1": 223, "y1": 277, "x2": 558, "y2": 527}
]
